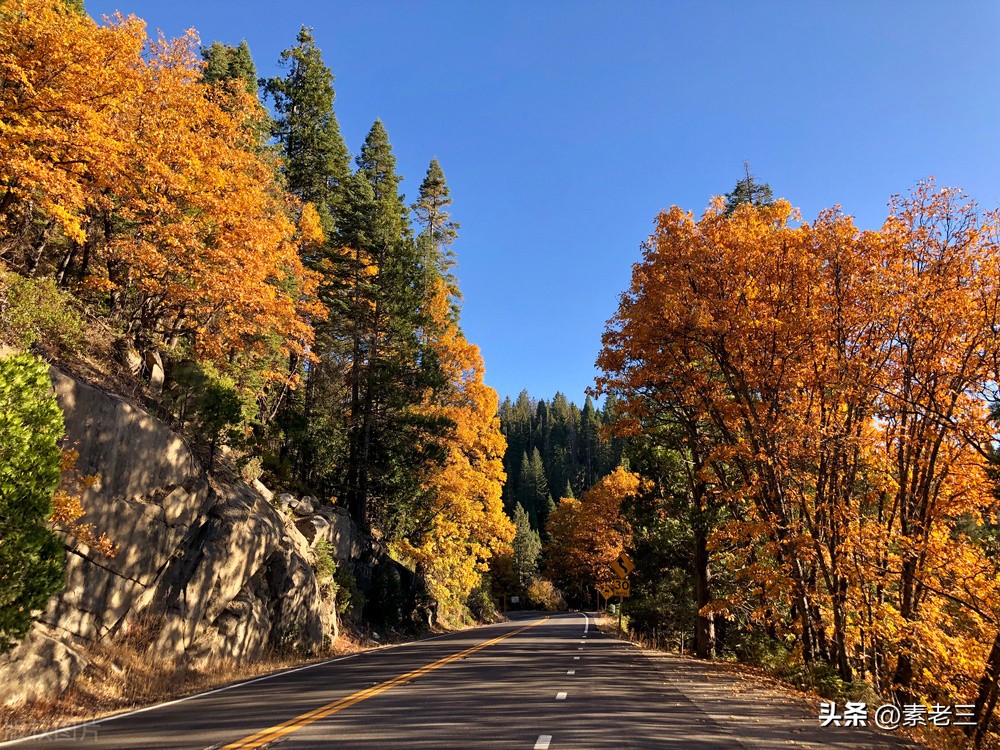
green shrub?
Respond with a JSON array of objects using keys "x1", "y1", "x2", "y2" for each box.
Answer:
[
  {"x1": 333, "y1": 562, "x2": 361, "y2": 616},
  {"x1": 0, "y1": 353, "x2": 66, "y2": 653},
  {"x1": 239, "y1": 455, "x2": 263, "y2": 484},
  {"x1": 467, "y1": 576, "x2": 500, "y2": 622},
  {"x1": 164, "y1": 359, "x2": 255, "y2": 464},
  {"x1": 0, "y1": 270, "x2": 84, "y2": 354},
  {"x1": 313, "y1": 539, "x2": 336, "y2": 583}
]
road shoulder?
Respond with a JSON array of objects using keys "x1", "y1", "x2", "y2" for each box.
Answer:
[{"x1": 632, "y1": 643, "x2": 926, "y2": 750}]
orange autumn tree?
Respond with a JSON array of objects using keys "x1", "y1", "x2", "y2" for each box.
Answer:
[
  {"x1": 596, "y1": 182, "x2": 1000, "y2": 736},
  {"x1": 394, "y1": 276, "x2": 514, "y2": 623},
  {"x1": 0, "y1": 1, "x2": 320, "y2": 384},
  {"x1": 544, "y1": 466, "x2": 638, "y2": 602}
]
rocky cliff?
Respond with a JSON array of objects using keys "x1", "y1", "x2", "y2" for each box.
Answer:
[{"x1": 0, "y1": 367, "x2": 368, "y2": 706}]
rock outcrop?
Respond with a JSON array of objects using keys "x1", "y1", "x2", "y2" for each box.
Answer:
[{"x1": 0, "y1": 367, "x2": 367, "y2": 705}]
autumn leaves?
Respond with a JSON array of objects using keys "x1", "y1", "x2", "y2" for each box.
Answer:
[
  {"x1": 595, "y1": 183, "x2": 1000, "y2": 728},
  {"x1": 0, "y1": 1, "x2": 318, "y2": 378},
  {"x1": 0, "y1": 2, "x2": 514, "y2": 628}
]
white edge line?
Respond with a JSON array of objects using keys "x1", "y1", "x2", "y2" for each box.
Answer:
[
  {"x1": 582, "y1": 611, "x2": 589, "y2": 634},
  {"x1": 0, "y1": 628, "x2": 464, "y2": 747}
]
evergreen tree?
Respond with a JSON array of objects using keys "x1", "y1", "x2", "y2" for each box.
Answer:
[
  {"x1": 262, "y1": 29, "x2": 352, "y2": 494},
  {"x1": 201, "y1": 41, "x2": 269, "y2": 145},
  {"x1": 500, "y1": 391, "x2": 624, "y2": 527},
  {"x1": 341, "y1": 120, "x2": 439, "y2": 534},
  {"x1": 723, "y1": 161, "x2": 773, "y2": 216},
  {"x1": 511, "y1": 503, "x2": 541, "y2": 588},
  {"x1": 202, "y1": 40, "x2": 257, "y2": 94},
  {"x1": 517, "y1": 450, "x2": 534, "y2": 524},
  {"x1": 580, "y1": 395, "x2": 602, "y2": 487},
  {"x1": 263, "y1": 27, "x2": 351, "y2": 234},
  {"x1": 413, "y1": 158, "x2": 460, "y2": 307}
]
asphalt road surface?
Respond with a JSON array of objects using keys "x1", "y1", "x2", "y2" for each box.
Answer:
[{"x1": 1, "y1": 612, "x2": 921, "y2": 749}]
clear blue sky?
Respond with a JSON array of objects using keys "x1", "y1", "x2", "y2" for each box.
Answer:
[{"x1": 86, "y1": 0, "x2": 1000, "y2": 405}]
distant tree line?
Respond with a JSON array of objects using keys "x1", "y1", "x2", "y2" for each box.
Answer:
[{"x1": 498, "y1": 391, "x2": 623, "y2": 532}]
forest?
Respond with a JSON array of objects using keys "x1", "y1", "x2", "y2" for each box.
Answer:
[
  {"x1": 0, "y1": 0, "x2": 512, "y2": 635},
  {"x1": 4, "y1": 2, "x2": 1000, "y2": 748}
]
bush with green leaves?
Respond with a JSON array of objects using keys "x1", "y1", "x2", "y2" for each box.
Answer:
[
  {"x1": 467, "y1": 576, "x2": 500, "y2": 622},
  {"x1": 164, "y1": 359, "x2": 256, "y2": 465},
  {"x1": 312, "y1": 539, "x2": 337, "y2": 582},
  {"x1": 0, "y1": 269, "x2": 84, "y2": 354},
  {"x1": 333, "y1": 561, "x2": 361, "y2": 616},
  {"x1": 0, "y1": 353, "x2": 66, "y2": 652}
]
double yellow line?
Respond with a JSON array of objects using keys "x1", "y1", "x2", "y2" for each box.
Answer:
[{"x1": 223, "y1": 617, "x2": 548, "y2": 749}]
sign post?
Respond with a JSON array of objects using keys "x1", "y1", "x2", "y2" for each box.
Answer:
[{"x1": 598, "y1": 553, "x2": 636, "y2": 634}]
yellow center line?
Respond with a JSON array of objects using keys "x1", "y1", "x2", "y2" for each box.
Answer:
[{"x1": 222, "y1": 617, "x2": 549, "y2": 749}]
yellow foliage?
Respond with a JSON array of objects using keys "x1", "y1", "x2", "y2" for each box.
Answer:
[
  {"x1": 400, "y1": 277, "x2": 514, "y2": 618},
  {"x1": 544, "y1": 467, "x2": 639, "y2": 596},
  {"x1": 0, "y1": 1, "x2": 320, "y2": 379},
  {"x1": 596, "y1": 182, "x2": 1000, "y2": 715},
  {"x1": 51, "y1": 448, "x2": 117, "y2": 558}
]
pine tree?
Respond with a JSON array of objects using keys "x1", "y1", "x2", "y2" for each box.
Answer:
[
  {"x1": 413, "y1": 158, "x2": 460, "y2": 307},
  {"x1": 202, "y1": 40, "x2": 257, "y2": 94},
  {"x1": 263, "y1": 27, "x2": 351, "y2": 234},
  {"x1": 262, "y1": 29, "x2": 351, "y2": 493},
  {"x1": 517, "y1": 450, "x2": 535, "y2": 525},
  {"x1": 723, "y1": 161, "x2": 773, "y2": 216},
  {"x1": 511, "y1": 503, "x2": 541, "y2": 587},
  {"x1": 341, "y1": 119, "x2": 438, "y2": 534},
  {"x1": 201, "y1": 41, "x2": 269, "y2": 146},
  {"x1": 580, "y1": 395, "x2": 602, "y2": 487},
  {"x1": 524, "y1": 447, "x2": 551, "y2": 530}
]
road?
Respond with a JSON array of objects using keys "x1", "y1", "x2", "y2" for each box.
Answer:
[{"x1": 2, "y1": 612, "x2": 920, "y2": 749}]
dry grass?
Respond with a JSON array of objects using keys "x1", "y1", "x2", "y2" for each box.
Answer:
[{"x1": 0, "y1": 624, "x2": 385, "y2": 743}]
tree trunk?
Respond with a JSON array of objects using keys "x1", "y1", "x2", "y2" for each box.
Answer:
[
  {"x1": 970, "y1": 630, "x2": 1000, "y2": 748},
  {"x1": 832, "y1": 575, "x2": 853, "y2": 682},
  {"x1": 693, "y1": 509, "x2": 715, "y2": 659}
]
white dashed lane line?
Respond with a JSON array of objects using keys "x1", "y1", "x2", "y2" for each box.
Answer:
[{"x1": 533, "y1": 615, "x2": 590, "y2": 748}]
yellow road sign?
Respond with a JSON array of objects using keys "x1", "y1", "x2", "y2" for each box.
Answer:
[
  {"x1": 609, "y1": 551, "x2": 635, "y2": 579},
  {"x1": 607, "y1": 578, "x2": 631, "y2": 597}
]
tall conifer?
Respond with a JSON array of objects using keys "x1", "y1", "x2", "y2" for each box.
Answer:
[
  {"x1": 263, "y1": 27, "x2": 351, "y2": 234},
  {"x1": 413, "y1": 158, "x2": 460, "y2": 308}
]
